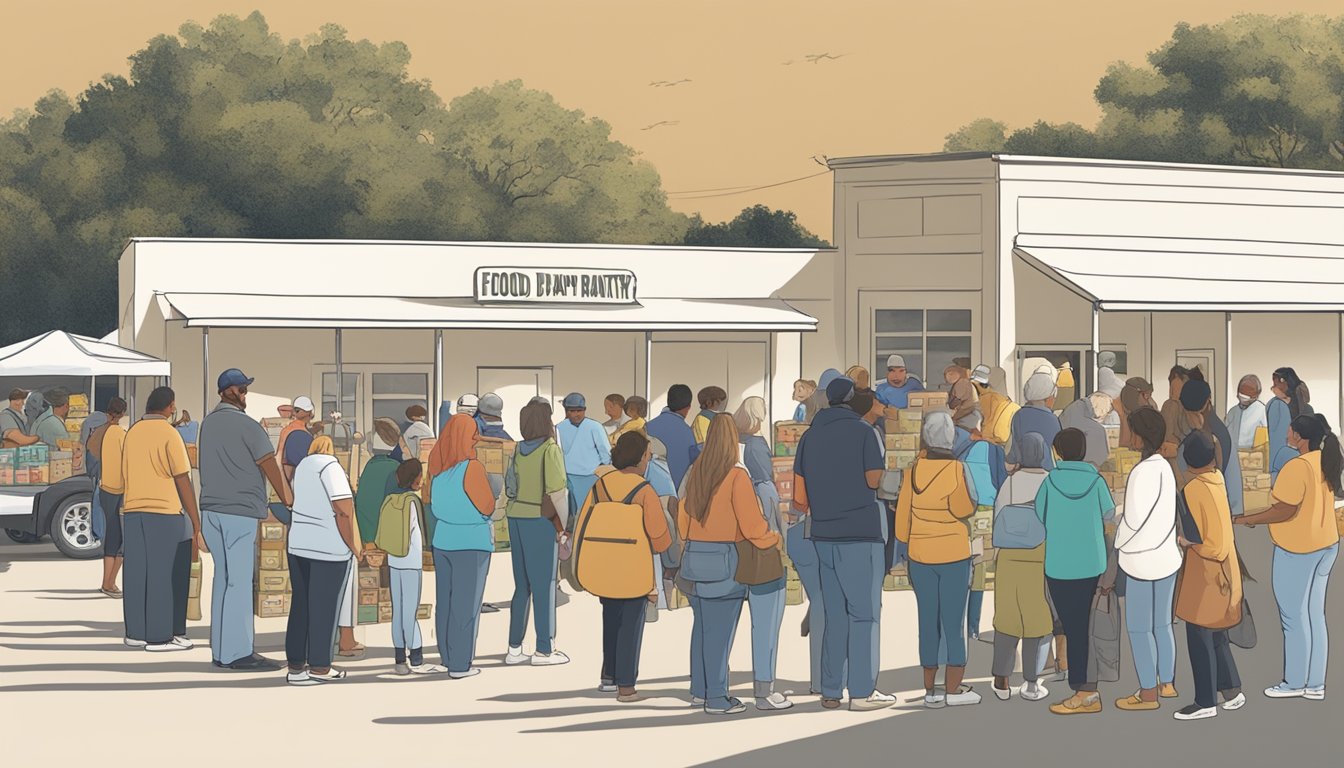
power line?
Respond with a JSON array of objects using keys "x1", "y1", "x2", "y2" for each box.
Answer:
[{"x1": 666, "y1": 169, "x2": 831, "y2": 200}]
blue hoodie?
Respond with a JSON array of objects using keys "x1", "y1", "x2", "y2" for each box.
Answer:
[
  {"x1": 647, "y1": 408, "x2": 696, "y2": 489},
  {"x1": 794, "y1": 406, "x2": 885, "y2": 542},
  {"x1": 1035, "y1": 460, "x2": 1115, "y2": 580}
]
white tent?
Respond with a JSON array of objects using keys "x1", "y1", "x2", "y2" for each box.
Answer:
[{"x1": 0, "y1": 330, "x2": 170, "y2": 377}]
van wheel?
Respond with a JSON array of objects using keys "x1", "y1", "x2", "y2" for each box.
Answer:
[
  {"x1": 5, "y1": 529, "x2": 41, "y2": 544},
  {"x1": 49, "y1": 495, "x2": 102, "y2": 559}
]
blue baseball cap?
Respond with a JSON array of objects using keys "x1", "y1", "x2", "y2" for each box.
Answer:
[
  {"x1": 562, "y1": 392, "x2": 586, "y2": 410},
  {"x1": 217, "y1": 368, "x2": 254, "y2": 392}
]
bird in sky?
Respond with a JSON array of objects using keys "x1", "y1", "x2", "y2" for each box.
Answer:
[
  {"x1": 812, "y1": 154, "x2": 830, "y2": 167},
  {"x1": 805, "y1": 53, "x2": 848, "y2": 64},
  {"x1": 641, "y1": 121, "x2": 680, "y2": 131}
]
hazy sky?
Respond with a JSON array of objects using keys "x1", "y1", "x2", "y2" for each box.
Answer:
[{"x1": 4, "y1": 1, "x2": 1339, "y2": 238}]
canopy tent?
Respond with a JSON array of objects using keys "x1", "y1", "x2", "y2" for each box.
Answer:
[{"x1": 0, "y1": 330, "x2": 171, "y2": 378}]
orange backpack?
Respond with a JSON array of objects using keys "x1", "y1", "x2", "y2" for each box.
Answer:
[{"x1": 573, "y1": 475, "x2": 654, "y2": 599}]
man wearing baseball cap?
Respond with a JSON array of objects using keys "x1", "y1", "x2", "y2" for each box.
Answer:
[
  {"x1": 279, "y1": 395, "x2": 317, "y2": 482},
  {"x1": 876, "y1": 354, "x2": 925, "y2": 409},
  {"x1": 555, "y1": 393, "x2": 610, "y2": 522},
  {"x1": 198, "y1": 368, "x2": 293, "y2": 671},
  {"x1": 476, "y1": 393, "x2": 513, "y2": 441}
]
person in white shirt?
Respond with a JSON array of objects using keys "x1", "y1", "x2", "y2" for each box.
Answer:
[
  {"x1": 1225, "y1": 374, "x2": 1268, "y2": 451},
  {"x1": 1109, "y1": 408, "x2": 1183, "y2": 711},
  {"x1": 402, "y1": 404, "x2": 434, "y2": 460}
]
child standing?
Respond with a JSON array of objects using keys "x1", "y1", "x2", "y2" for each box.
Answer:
[{"x1": 376, "y1": 459, "x2": 445, "y2": 675}]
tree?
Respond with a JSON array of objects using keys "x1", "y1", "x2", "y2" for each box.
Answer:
[
  {"x1": 943, "y1": 14, "x2": 1344, "y2": 170},
  {"x1": 682, "y1": 205, "x2": 830, "y2": 248},
  {"x1": 943, "y1": 118, "x2": 1008, "y2": 152}
]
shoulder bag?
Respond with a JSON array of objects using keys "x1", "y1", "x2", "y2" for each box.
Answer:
[{"x1": 993, "y1": 476, "x2": 1046, "y2": 549}]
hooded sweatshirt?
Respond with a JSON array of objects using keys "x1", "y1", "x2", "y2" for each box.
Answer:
[
  {"x1": 895, "y1": 456, "x2": 977, "y2": 564},
  {"x1": 1115, "y1": 454, "x2": 1181, "y2": 580},
  {"x1": 1059, "y1": 398, "x2": 1110, "y2": 469},
  {"x1": 1035, "y1": 460, "x2": 1115, "y2": 580},
  {"x1": 505, "y1": 437, "x2": 566, "y2": 519}
]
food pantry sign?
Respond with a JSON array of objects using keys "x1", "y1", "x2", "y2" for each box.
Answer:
[{"x1": 474, "y1": 267, "x2": 638, "y2": 304}]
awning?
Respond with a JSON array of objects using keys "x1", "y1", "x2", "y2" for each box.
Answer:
[
  {"x1": 0, "y1": 330, "x2": 171, "y2": 377},
  {"x1": 1015, "y1": 234, "x2": 1344, "y2": 312},
  {"x1": 160, "y1": 293, "x2": 818, "y2": 332}
]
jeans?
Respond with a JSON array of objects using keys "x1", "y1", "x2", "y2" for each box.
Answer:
[
  {"x1": 122, "y1": 512, "x2": 184, "y2": 644},
  {"x1": 286, "y1": 554, "x2": 350, "y2": 670},
  {"x1": 100, "y1": 490, "x2": 124, "y2": 557},
  {"x1": 748, "y1": 579, "x2": 786, "y2": 686},
  {"x1": 786, "y1": 524, "x2": 825, "y2": 693},
  {"x1": 690, "y1": 593, "x2": 745, "y2": 707},
  {"x1": 1187, "y1": 623, "x2": 1241, "y2": 709},
  {"x1": 566, "y1": 473, "x2": 600, "y2": 528},
  {"x1": 1047, "y1": 575, "x2": 1101, "y2": 693},
  {"x1": 201, "y1": 510, "x2": 258, "y2": 665},
  {"x1": 1124, "y1": 571, "x2": 1178, "y2": 690},
  {"x1": 389, "y1": 567, "x2": 423, "y2": 656},
  {"x1": 433, "y1": 548, "x2": 491, "y2": 674},
  {"x1": 601, "y1": 596, "x2": 648, "y2": 688},
  {"x1": 1272, "y1": 543, "x2": 1338, "y2": 690},
  {"x1": 815, "y1": 540, "x2": 884, "y2": 699},
  {"x1": 909, "y1": 558, "x2": 971, "y2": 668},
  {"x1": 992, "y1": 633, "x2": 1051, "y2": 681},
  {"x1": 507, "y1": 517, "x2": 557, "y2": 655},
  {"x1": 88, "y1": 457, "x2": 104, "y2": 541}
]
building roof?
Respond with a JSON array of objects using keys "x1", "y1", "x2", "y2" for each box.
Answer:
[
  {"x1": 827, "y1": 152, "x2": 1344, "y2": 178},
  {"x1": 0, "y1": 330, "x2": 170, "y2": 377}
]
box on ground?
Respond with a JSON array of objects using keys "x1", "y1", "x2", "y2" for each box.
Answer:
[{"x1": 255, "y1": 593, "x2": 291, "y2": 618}]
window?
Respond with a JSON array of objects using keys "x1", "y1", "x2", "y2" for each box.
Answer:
[
  {"x1": 321, "y1": 373, "x2": 359, "y2": 450},
  {"x1": 370, "y1": 372, "x2": 429, "y2": 454},
  {"x1": 874, "y1": 308, "x2": 972, "y2": 389}
]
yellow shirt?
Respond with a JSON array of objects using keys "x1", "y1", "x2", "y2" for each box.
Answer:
[
  {"x1": 121, "y1": 417, "x2": 192, "y2": 515},
  {"x1": 692, "y1": 412, "x2": 713, "y2": 444},
  {"x1": 610, "y1": 417, "x2": 646, "y2": 447},
  {"x1": 1270, "y1": 451, "x2": 1341, "y2": 554},
  {"x1": 99, "y1": 424, "x2": 127, "y2": 495}
]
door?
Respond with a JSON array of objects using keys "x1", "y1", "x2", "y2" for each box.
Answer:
[
  {"x1": 648, "y1": 342, "x2": 767, "y2": 422},
  {"x1": 477, "y1": 367, "x2": 555, "y2": 440}
]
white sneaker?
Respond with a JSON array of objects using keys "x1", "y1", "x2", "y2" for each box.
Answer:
[
  {"x1": 924, "y1": 691, "x2": 946, "y2": 709},
  {"x1": 1265, "y1": 682, "x2": 1306, "y2": 699},
  {"x1": 123, "y1": 638, "x2": 147, "y2": 649},
  {"x1": 992, "y1": 683, "x2": 1011, "y2": 701},
  {"x1": 505, "y1": 646, "x2": 532, "y2": 666},
  {"x1": 1222, "y1": 692, "x2": 1246, "y2": 710},
  {"x1": 287, "y1": 668, "x2": 346, "y2": 685},
  {"x1": 171, "y1": 636, "x2": 193, "y2": 650},
  {"x1": 393, "y1": 663, "x2": 412, "y2": 676},
  {"x1": 690, "y1": 696, "x2": 706, "y2": 707},
  {"x1": 410, "y1": 663, "x2": 447, "y2": 675},
  {"x1": 145, "y1": 641, "x2": 190, "y2": 652},
  {"x1": 851, "y1": 691, "x2": 896, "y2": 711},
  {"x1": 531, "y1": 650, "x2": 570, "y2": 667},
  {"x1": 1306, "y1": 687, "x2": 1326, "y2": 701},
  {"x1": 946, "y1": 686, "x2": 982, "y2": 707},
  {"x1": 757, "y1": 692, "x2": 794, "y2": 711},
  {"x1": 1174, "y1": 704, "x2": 1217, "y2": 721},
  {"x1": 598, "y1": 683, "x2": 618, "y2": 693},
  {"x1": 1021, "y1": 681, "x2": 1050, "y2": 702},
  {"x1": 449, "y1": 667, "x2": 481, "y2": 679}
]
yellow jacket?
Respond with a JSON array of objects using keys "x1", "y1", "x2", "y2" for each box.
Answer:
[{"x1": 895, "y1": 457, "x2": 976, "y2": 564}]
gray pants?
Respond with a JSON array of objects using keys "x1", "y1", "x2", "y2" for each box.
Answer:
[
  {"x1": 389, "y1": 567, "x2": 423, "y2": 651},
  {"x1": 433, "y1": 548, "x2": 491, "y2": 674},
  {"x1": 123, "y1": 512, "x2": 186, "y2": 644},
  {"x1": 992, "y1": 633, "x2": 1051, "y2": 682}
]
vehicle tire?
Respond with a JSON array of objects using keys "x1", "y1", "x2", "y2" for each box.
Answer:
[
  {"x1": 49, "y1": 494, "x2": 102, "y2": 559},
  {"x1": 5, "y1": 529, "x2": 41, "y2": 544}
]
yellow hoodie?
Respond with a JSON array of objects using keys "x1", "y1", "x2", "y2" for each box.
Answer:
[{"x1": 895, "y1": 457, "x2": 976, "y2": 564}]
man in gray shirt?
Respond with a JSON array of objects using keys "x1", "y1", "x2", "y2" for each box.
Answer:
[{"x1": 198, "y1": 368, "x2": 293, "y2": 671}]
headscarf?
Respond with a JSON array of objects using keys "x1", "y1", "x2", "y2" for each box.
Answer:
[
  {"x1": 308, "y1": 435, "x2": 335, "y2": 456},
  {"x1": 430, "y1": 413, "x2": 479, "y2": 478},
  {"x1": 922, "y1": 411, "x2": 956, "y2": 451},
  {"x1": 1016, "y1": 432, "x2": 1048, "y2": 470},
  {"x1": 1023, "y1": 372, "x2": 1057, "y2": 404},
  {"x1": 23, "y1": 391, "x2": 45, "y2": 429},
  {"x1": 1097, "y1": 368, "x2": 1123, "y2": 399}
]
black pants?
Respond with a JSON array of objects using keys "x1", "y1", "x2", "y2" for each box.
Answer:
[
  {"x1": 601, "y1": 596, "x2": 648, "y2": 688},
  {"x1": 1187, "y1": 623, "x2": 1241, "y2": 709},
  {"x1": 172, "y1": 538, "x2": 191, "y2": 637},
  {"x1": 883, "y1": 503, "x2": 898, "y2": 571},
  {"x1": 286, "y1": 554, "x2": 350, "y2": 670},
  {"x1": 1047, "y1": 575, "x2": 1100, "y2": 693}
]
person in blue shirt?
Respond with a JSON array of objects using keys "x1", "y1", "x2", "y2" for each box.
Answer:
[
  {"x1": 554, "y1": 393, "x2": 611, "y2": 520},
  {"x1": 875, "y1": 355, "x2": 925, "y2": 409},
  {"x1": 1007, "y1": 372, "x2": 1062, "y2": 471},
  {"x1": 645, "y1": 384, "x2": 696, "y2": 489},
  {"x1": 954, "y1": 419, "x2": 1007, "y2": 641}
]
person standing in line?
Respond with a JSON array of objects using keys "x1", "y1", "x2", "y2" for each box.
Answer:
[
  {"x1": 803, "y1": 369, "x2": 843, "y2": 425},
  {"x1": 197, "y1": 370, "x2": 294, "y2": 671},
  {"x1": 456, "y1": 393, "x2": 480, "y2": 420},
  {"x1": 679, "y1": 414, "x2": 782, "y2": 715},
  {"x1": 1236, "y1": 413, "x2": 1340, "y2": 701},
  {"x1": 692, "y1": 386, "x2": 729, "y2": 446},
  {"x1": 1115, "y1": 376, "x2": 1158, "y2": 450},
  {"x1": 792, "y1": 379, "x2": 817, "y2": 423},
  {"x1": 1, "y1": 388, "x2": 40, "y2": 448},
  {"x1": 1267, "y1": 368, "x2": 1312, "y2": 482},
  {"x1": 374, "y1": 458, "x2": 445, "y2": 675},
  {"x1": 953, "y1": 416, "x2": 1005, "y2": 643},
  {"x1": 402, "y1": 405, "x2": 434, "y2": 460},
  {"x1": 989, "y1": 433, "x2": 1053, "y2": 702},
  {"x1": 356, "y1": 418, "x2": 407, "y2": 546},
  {"x1": 1181, "y1": 379, "x2": 1243, "y2": 516},
  {"x1": 972, "y1": 365, "x2": 1017, "y2": 447},
  {"x1": 601, "y1": 394, "x2": 630, "y2": 439},
  {"x1": 285, "y1": 436, "x2": 357, "y2": 685},
  {"x1": 556, "y1": 393, "x2": 612, "y2": 519},
  {"x1": 1173, "y1": 431, "x2": 1246, "y2": 721},
  {"x1": 1225, "y1": 375, "x2": 1268, "y2": 453},
  {"x1": 875, "y1": 355, "x2": 925, "y2": 409},
  {"x1": 1037, "y1": 428, "x2": 1116, "y2": 715},
  {"x1": 646, "y1": 385, "x2": 697, "y2": 490},
  {"x1": 1007, "y1": 373, "x2": 1062, "y2": 471},
  {"x1": 476, "y1": 393, "x2": 513, "y2": 440},
  {"x1": 504, "y1": 403, "x2": 570, "y2": 667},
  {"x1": 1058, "y1": 392, "x2": 1113, "y2": 470},
  {"x1": 1159, "y1": 366, "x2": 1193, "y2": 463},
  {"x1": 945, "y1": 365, "x2": 981, "y2": 432},
  {"x1": 277, "y1": 396, "x2": 317, "y2": 482},
  {"x1": 427, "y1": 414, "x2": 496, "y2": 679},
  {"x1": 1111, "y1": 408, "x2": 1182, "y2": 711},
  {"x1": 121, "y1": 386, "x2": 204, "y2": 653},
  {"x1": 793, "y1": 376, "x2": 895, "y2": 712},
  {"x1": 88, "y1": 397, "x2": 128, "y2": 598},
  {"x1": 610, "y1": 396, "x2": 648, "y2": 446}
]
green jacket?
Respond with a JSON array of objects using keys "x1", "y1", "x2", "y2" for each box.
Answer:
[
  {"x1": 375, "y1": 491, "x2": 424, "y2": 558},
  {"x1": 506, "y1": 439, "x2": 567, "y2": 518}
]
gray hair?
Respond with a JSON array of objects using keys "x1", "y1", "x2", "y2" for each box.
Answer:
[
  {"x1": 922, "y1": 411, "x2": 956, "y2": 451},
  {"x1": 1238, "y1": 374, "x2": 1262, "y2": 394},
  {"x1": 1016, "y1": 432, "x2": 1049, "y2": 470},
  {"x1": 1023, "y1": 372, "x2": 1058, "y2": 404}
]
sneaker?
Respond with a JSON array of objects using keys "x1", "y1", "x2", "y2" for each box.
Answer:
[
  {"x1": 531, "y1": 650, "x2": 570, "y2": 667},
  {"x1": 946, "y1": 686, "x2": 982, "y2": 707},
  {"x1": 100, "y1": 587, "x2": 123, "y2": 599},
  {"x1": 226, "y1": 654, "x2": 283, "y2": 672},
  {"x1": 690, "y1": 696, "x2": 707, "y2": 707},
  {"x1": 851, "y1": 691, "x2": 896, "y2": 711},
  {"x1": 1160, "y1": 683, "x2": 1180, "y2": 699},
  {"x1": 287, "y1": 668, "x2": 347, "y2": 685},
  {"x1": 1049, "y1": 692, "x2": 1102, "y2": 715},
  {"x1": 394, "y1": 663, "x2": 412, "y2": 676},
  {"x1": 992, "y1": 682, "x2": 1011, "y2": 701},
  {"x1": 1021, "y1": 681, "x2": 1050, "y2": 702},
  {"x1": 1174, "y1": 703, "x2": 1217, "y2": 721},
  {"x1": 410, "y1": 663, "x2": 447, "y2": 675},
  {"x1": 1305, "y1": 687, "x2": 1326, "y2": 701},
  {"x1": 449, "y1": 668, "x2": 481, "y2": 679},
  {"x1": 171, "y1": 636, "x2": 194, "y2": 650},
  {"x1": 145, "y1": 641, "x2": 190, "y2": 653},
  {"x1": 1264, "y1": 682, "x2": 1306, "y2": 699},
  {"x1": 757, "y1": 692, "x2": 794, "y2": 711},
  {"x1": 309, "y1": 669, "x2": 346, "y2": 682},
  {"x1": 505, "y1": 646, "x2": 532, "y2": 666},
  {"x1": 821, "y1": 697, "x2": 843, "y2": 710},
  {"x1": 705, "y1": 697, "x2": 747, "y2": 715},
  {"x1": 598, "y1": 682, "x2": 619, "y2": 693},
  {"x1": 123, "y1": 638, "x2": 147, "y2": 649},
  {"x1": 1222, "y1": 692, "x2": 1247, "y2": 711},
  {"x1": 924, "y1": 691, "x2": 947, "y2": 709},
  {"x1": 1116, "y1": 692, "x2": 1160, "y2": 711}
]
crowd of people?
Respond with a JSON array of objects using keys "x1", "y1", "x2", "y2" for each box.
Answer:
[{"x1": 65, "y1": 354, "x2": 1339, "y2": 721}]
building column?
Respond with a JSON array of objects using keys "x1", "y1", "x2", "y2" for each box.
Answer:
[
  {"x1": 334, "y1": 328, "x2": 343, "y2": 421},
  {"x1": 1225, "y1": 313, "x2": 1234, "y2": 414},
  {"x1": 201, "y1": 326, "x2": 210, "y2": 420},
  {"x1": 771, "y1": 331, "x2": 803, "y2": 429},
  {"x1": 644, "y1": 331, "x2": 653, "y2": 405},
  {"x1": 1090, "y1": 302, "x2": 1100, "y2": 398},
  {"x1": 433, "y1": 329, "x2": 444, "y2": 435}
]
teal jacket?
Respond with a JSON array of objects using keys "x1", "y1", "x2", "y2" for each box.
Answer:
[{"x1": 1035, "y1": 461, "x2": 1115, "y2": 580}]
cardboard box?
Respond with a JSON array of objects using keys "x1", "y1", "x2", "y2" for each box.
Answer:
[
  {"x1": 188, "y1": 562, "x2": 202, "y2": 598},
  {"x1": 358, "y1": 569, "x2": 381, "y2": 590},
  {"x1": 773, "y1": 422, "x2": 808, "y2": 444},
  {"x1": 0, "y1": 468, "x2": 13, "y2": 485},
  {"x1": 1243, "y1": 489, "x2": 1273, "y2": 513},
  {"x1": 258, "y1": 551, "x2": 287, "y2": 571},
  {"x1": 379, "y1": 602, "x2": 393, "y2": 623},
  {"x1": 259, "y1": 521, "x2": 286, "y2": 542},
  {"x1": 17, "y1": 444, "x2": 49, "y2": 466},
  {"x1": 896, "y1": 411, "x2": 923, "y2": 434},
  {"x1": 889, "y1": 450, "x2": 919, "y2": 470},
  {"x1": 49, "y1": 456, "x2": 73, "y2": 483},
  {"x1": 908, "y1": 391, "x2": 949, "y2": 410},
  {"x1": 359, "y1": 588, "x2": 380, "y2": 606},
  {"x1": 417, "y1": 603, "x2": 432, "y2": 620},
  {"x1": 970, "y1": 507, "x2": 993, "y2": 534},
  {"x1": 1254, "y1": 475, "x2": 1272, "y2": 490},
  {"x1": 26, "y1": 465, "x2": 48, "y2": 485},
  {"x1": 475, "y1": 439, "x2": 515, "y2": 475},
  {"x1": 883, "y1": 573, "x2": 912, "y2": 591},
  {"x1": 494, "y1": 518, "x2": 511, "y2": 552},
  {"x1": 0, "y1": 448, "x2": 15, "y2": 466},
  {"x1": 1241, "y1": 451, "x2": 1266, "y2": 471},
  {"x1": 378, "y1": 587, "x2": 392, "y2": 603},
  {"x1": 255, "y1": 593, "x2": 290, "y2": 618},
  {"x1": 357, "y1": 604, "x2": 380, "y2": 625},
  {"x1": 255, "y1": 571, "x2": 290, "y2": 593},
  {"x1": 14, "y1": 468, "x2": 30, "y2": 485}
]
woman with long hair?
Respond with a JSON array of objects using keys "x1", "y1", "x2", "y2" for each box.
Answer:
[
  {"x1": 1268, "y1": 368, "x2": 1312, "y2": 482},
  {"x1": 427, "y1": 414, "x2": 497, "y2": 679},
  {"x1": 1236, "y1": 413, "x2": 1341, "y2": 700},
  {"x1": 678, "y1": 413, "x2": 781, "y2": 715}
]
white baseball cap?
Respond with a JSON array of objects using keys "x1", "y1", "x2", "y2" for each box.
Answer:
[
  {"x1": 886, "y1": 355, "x2": 907, "y2": 370},
  {"x1": 457, "y1": 393, "x2": 480, "y2": 415},
  {"x1": 970, "y1": 365, "x2": 991, "y2": 385},
  {"x1": 292, "y1": 396, "x2": 315, "y2": 413}
]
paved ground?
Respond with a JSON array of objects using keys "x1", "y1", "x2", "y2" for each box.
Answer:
[{"x1": 1, "y1": 526, "x2": 1339, "y2": 766}]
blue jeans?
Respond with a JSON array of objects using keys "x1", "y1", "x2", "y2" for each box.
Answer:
[
  {"x1": 748, "y1": 579, "x2": 786, "y2": 685},
  {"x1": 690, "y1": 593, "x2": 745, "y2": 708},
  {"x1": 201, "y1": 510, "x2": 258, "y2": 665},
  {"x1": 507, "y1": 517, "x2": 557, "y2": 654},
  {"x1": 968, "y1": 589, "x2": 985, "y2": 638},
  {"x1": 87, "y1": 457, "x2": 104, "y2": 541},
  {"x1": 1124, "y1": 571, "x2": 1178, "y2": 690},
  {"x1": 433, "y1": 549, "x2": 491, "y2": 674},
  {"x1": 389, "y1": 567, "x2": 423, "y2": 654},
  {"x1": 1273, "y1": 543, "x2": 1338, "y2": 690},
  {"x1": 910, "y1": 559, "x2": 971, "y2": 668},
  {"x1": 786, "y1": 524, "x2": 826, "y2": 692},
  {"x1": 566, "y1": 473, "x2": 599, "y2": 527},
  {"x1": 815, "y1": 540, "x2": 884, "y2": 699}
]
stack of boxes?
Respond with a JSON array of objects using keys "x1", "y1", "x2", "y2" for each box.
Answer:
[
  {"x1": 882, "y1": 391, "x2": 948, "y2": 471},
  {"x1": 476, "y1": 439, "x2": 514, "y2": 552},
  {"x1": 771, "y1": 421, "x2": 806, "y2": 515},
  {"x1": 254, "y1": 519, "x2": 292, "y2": 618},
  {"x1": 1239, "y1": 445, "x2": 1272, "y2": 512},
  {"x1": 356, "y1": 560, "x2": 392, "y2": 625},
  {"x1": 261, "y1": 418, "x2": 286, "y2": 504}
]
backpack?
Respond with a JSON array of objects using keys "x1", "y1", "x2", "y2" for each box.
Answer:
[
  {"x1": 992, "y1": 474, "x2": 1046, "y2": 549},
  {"x1": 573, "y1": 475, "x2": 655, "y2": 599}
]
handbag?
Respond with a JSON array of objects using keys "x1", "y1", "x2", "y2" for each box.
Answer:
[
  {"x1": 992, "y1": 475, "x2": 1046, "y2": 549},
  {"x1": 1086, "y1": 591, "x2": 1122, "y2": 683},
  {"x1": 876, "y1": 468, "x2": 903, "y2": 501},
  {"x1": 734, "y1": 539, "x2": 784, "y2": 586},
  {"x1": 1228, "y1": 598, "x2": 1257, "y2": 649}
]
